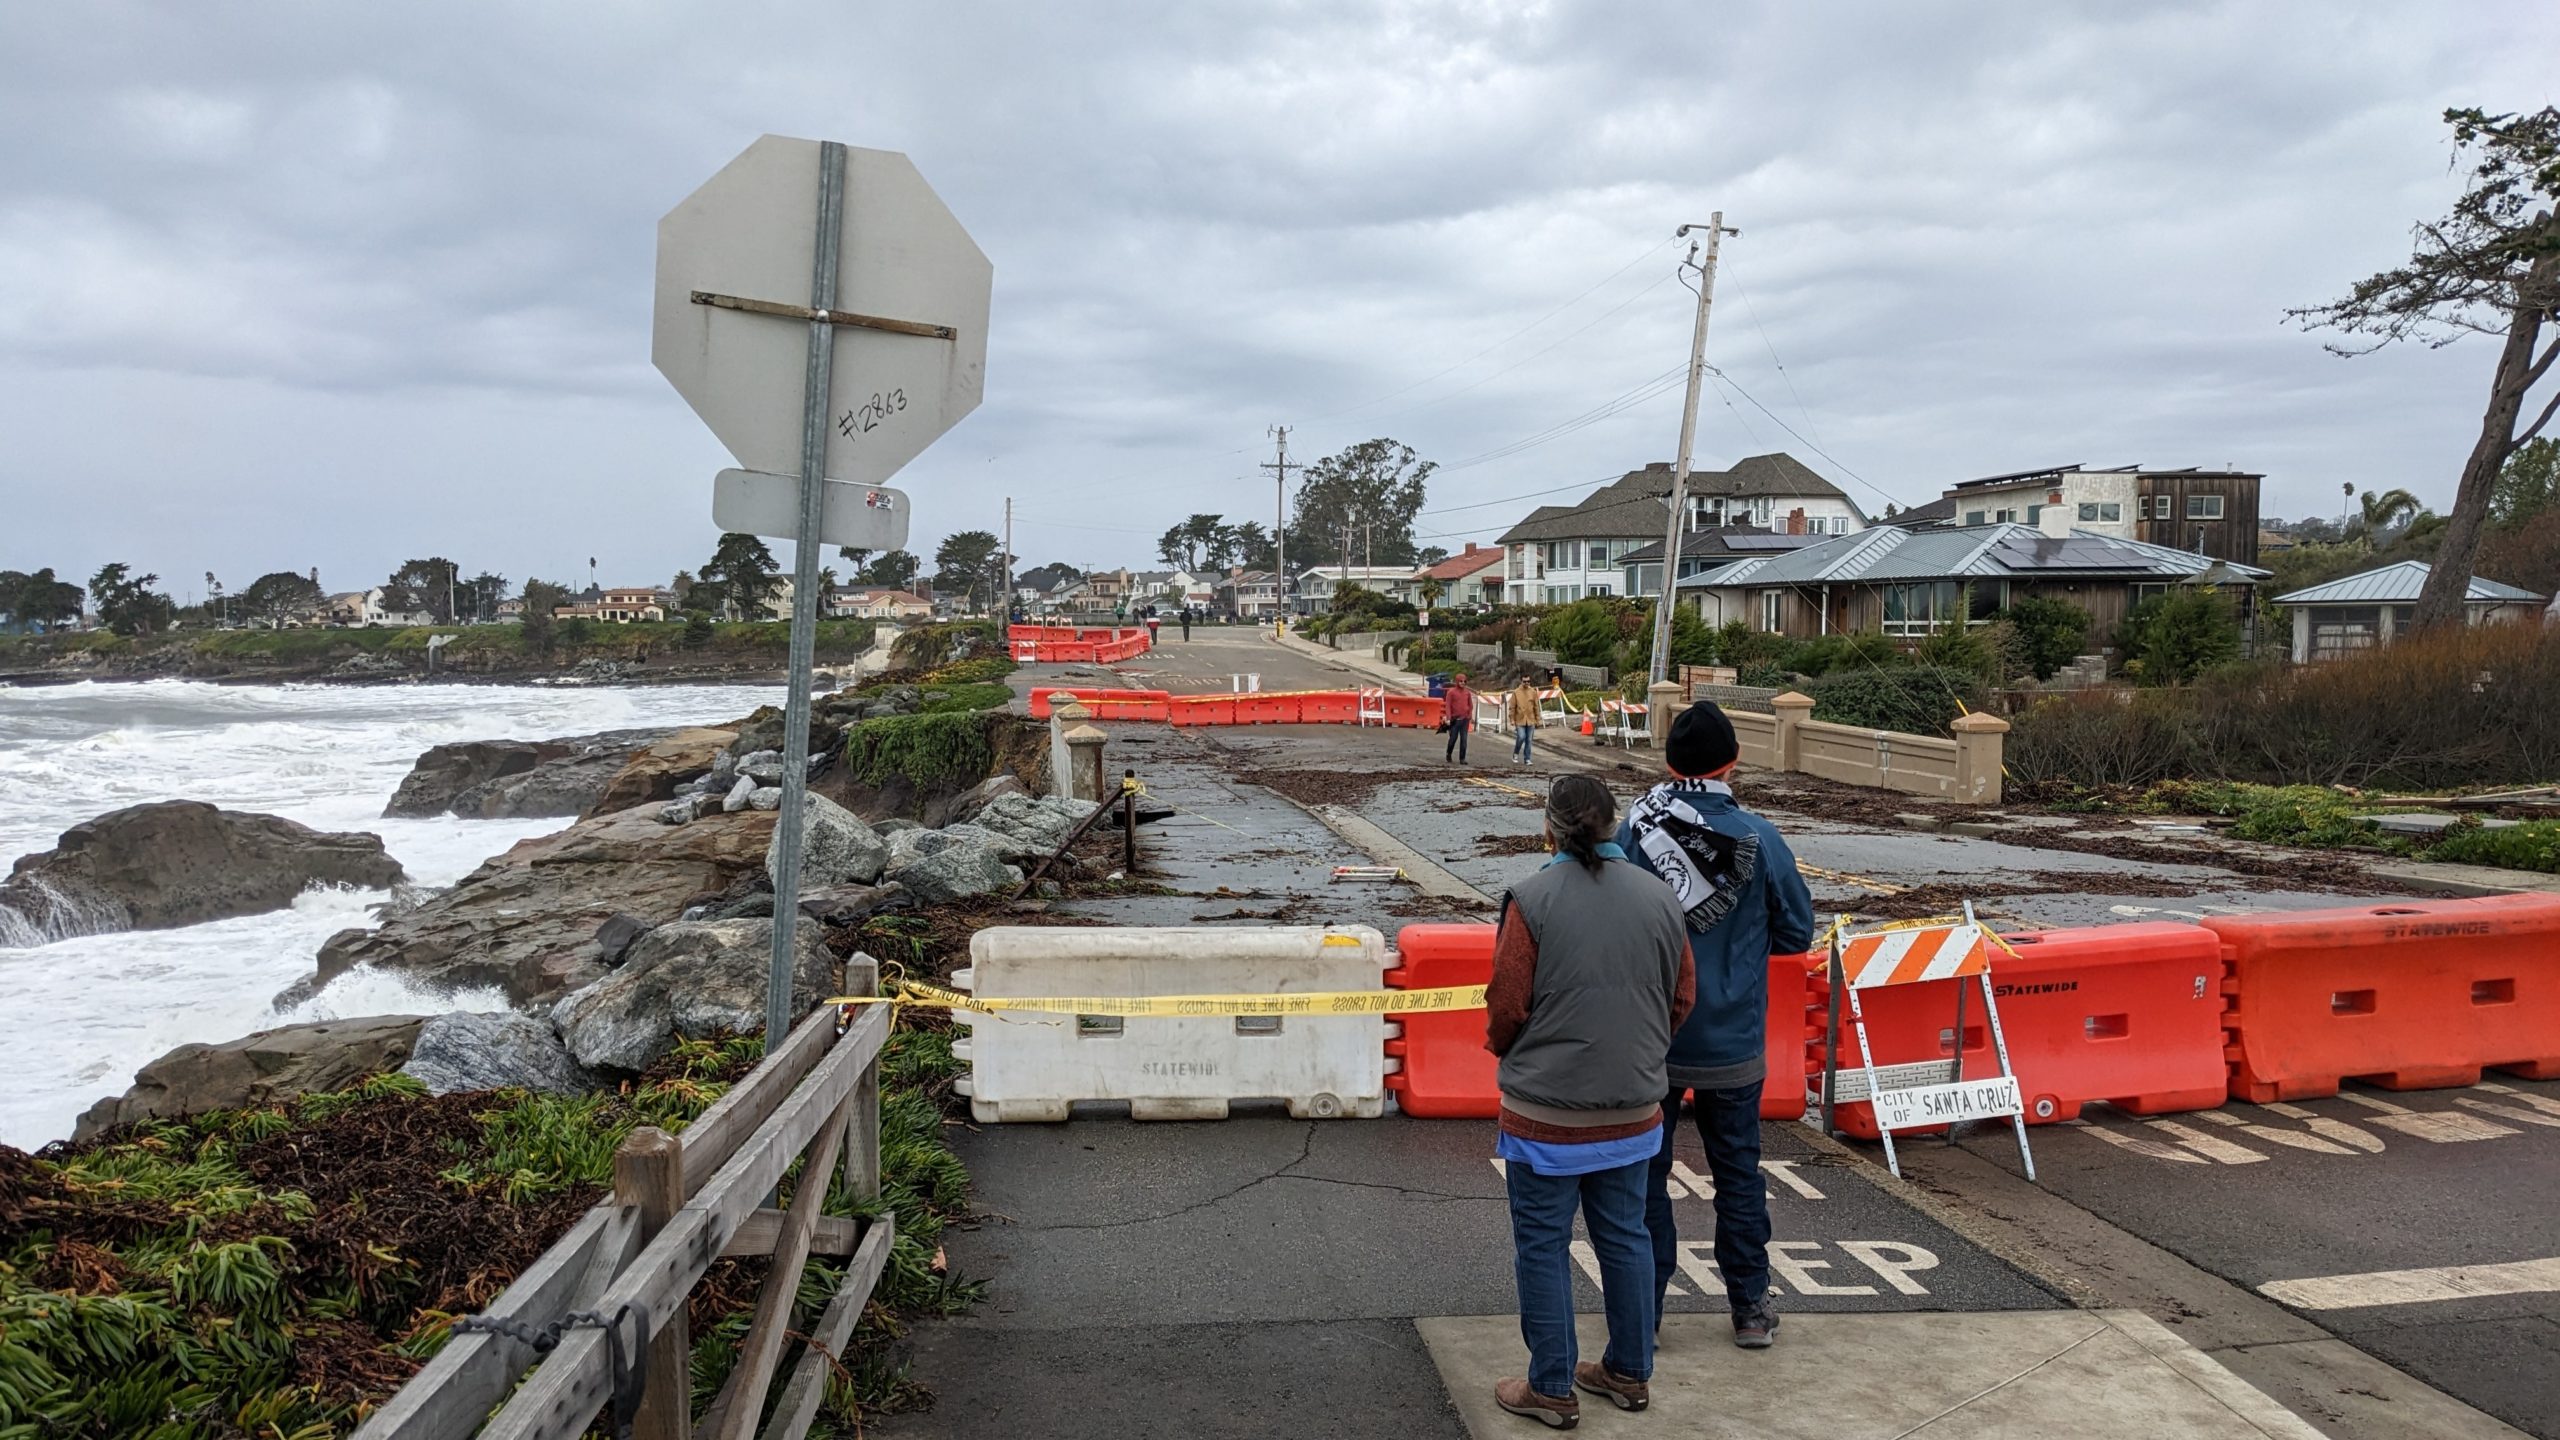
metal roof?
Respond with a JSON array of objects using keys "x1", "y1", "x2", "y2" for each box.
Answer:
[
  {"x1": 1677, "y1": 524, "x2": 2269, "y2": 588},
  {"x1": 2272, "y1": 560, "x2": 2545, "y2": 606}
]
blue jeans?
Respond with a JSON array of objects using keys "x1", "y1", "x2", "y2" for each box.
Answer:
[
  {"x1": 1648, "y1": 1081, "x2": 1770, "y2": 1315},
  {"x1": 1513, "y1": 725, "x2": 1534, "y2": 763},
  {"x1": 1508, "y1": 1155, "x2": 1656, "y2": 1397}
]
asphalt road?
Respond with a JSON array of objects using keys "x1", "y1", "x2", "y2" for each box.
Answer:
[
  {"x1": 878, "y1": 1114, "x2": 2056, "y2": 1440},
  {"x1": 1947, "y1": 1079, "x2": 2560, "y2": 1437}
]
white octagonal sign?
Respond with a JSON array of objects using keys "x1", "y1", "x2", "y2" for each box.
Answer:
[{"x1": 653, "y1": 135, "x2": 991, "y2": 488}]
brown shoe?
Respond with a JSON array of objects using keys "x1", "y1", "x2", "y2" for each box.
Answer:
[
  {"x1": 1494, "y1": 1377, "x2": 1580, "y2": 1429},
  {"x1": 1574, "y1": 1361, "x2": 1649, "y2": 1412}
]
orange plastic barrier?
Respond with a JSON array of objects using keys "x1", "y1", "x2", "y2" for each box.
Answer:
[
  {"x1": 1818, "y1": 921, "x2": 2228, "y2": 1138},
  {"x1": 1299, "y1": 690, "x2": 1361, "y2": 724},
  {"x1": 1167, "y1": 694, "x2": 1235, "y2": 726},
  {"x1": 1236, "y1": 692, "x2": 1304, "y2": 724},
  {"x1": 1384, "y1": 924, "x2": 1813, "y2": 1122},
  {"x1": 1385, "y1": 696, "x2": 1443, "y2": 729},
  {"x1": 1029, "y1": 686, "x2": 1171, "y2": 719},
  {"x1": 2207, "y1": 895, "x2": 2560, "y2": 1102}
]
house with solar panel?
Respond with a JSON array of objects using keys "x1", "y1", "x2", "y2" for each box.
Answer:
[
  {"x1": 1673, "y1": 523, "x2": 2268, "y2": 639},
  {"x1": 2269, "y1": 560, "x2": 2548, "y2": 662}
]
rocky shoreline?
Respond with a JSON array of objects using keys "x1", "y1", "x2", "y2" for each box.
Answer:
[{"x1": 41, "y1": 656, "x2": 1082, "y2": 1147}]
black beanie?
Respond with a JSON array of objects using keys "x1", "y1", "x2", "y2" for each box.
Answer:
[{"x1": 1666, "y1": 700, "x2": 1739, "y2": 777}]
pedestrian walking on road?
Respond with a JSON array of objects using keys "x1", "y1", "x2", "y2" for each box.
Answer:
[
  {"x1": 1618, "y1": 702, "x2": 1816, "y2": 1352},
  {"x1": 1180, "y1": 606, "x2": 1191, "y2": 641},
  {"x1": 1443, "y1": 672, "x2": 1474, "y2": 763},
  {"x1": 1488, "y1": 773, "x2": 1696, "y2": 1427},
  {"x1": 1505, "y1": 680, "x2": 1541, "y2": 765}
]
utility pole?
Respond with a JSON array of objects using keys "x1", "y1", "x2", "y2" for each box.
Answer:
[
  {"x1": 1002, "y1": 496, "x2": 1013, "y2": 621},
  {"x1": 1261, "y1": 426, "x2": 1300, "y2": 622},
  {"x1": 1647, "y1": 213, "x2": 1740, "y2": 685}
]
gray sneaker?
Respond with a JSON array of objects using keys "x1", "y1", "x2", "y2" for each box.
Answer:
[{"x1": 1733, "y1": 1298, "x2": 1781, "y2": 1349}]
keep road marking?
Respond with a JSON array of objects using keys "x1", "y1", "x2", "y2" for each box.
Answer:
[{"x1": 2259, "y1": 1256, "x2": 2560, "y2": 1310}]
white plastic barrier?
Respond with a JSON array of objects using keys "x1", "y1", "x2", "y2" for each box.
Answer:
[
  {"x1": 1475, "y1": 692, "x2": 1509, "y2": 736},
  {"x1": 1358, "y1": 686, "x2": 1388, "y2": 726},
  {"x1": 951, "y1": 925, "x2": 1392, "y2": 1122}
]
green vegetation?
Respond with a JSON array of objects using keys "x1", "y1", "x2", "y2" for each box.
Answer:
[
  {"x1": 918, "y1": 683, "x2": 1015, "y2": 714},
  {"x1": 888, "y1": 620, "x2": 998, "y2": 672},
  {"x1": 2001, "y1": 596, "x2": 2093, "y2": 681},
  {"x1": 2427, "y1": 819, "x2": 2560, "y2": 874},
  {"x1": 2116, "y1": 589, "x2": 2243, "y2": 685},
  {"x1": 1531, "y1": 599, "x2": 1632, "y2": 668},
  {"x1": 0, "y1": 1030, "x2": 977, "y2": 1436},
  {"x1": 1803, "y1": 666, "x2": 1986, "y2": 736},
  {"x1": 845, "y1": 712, "x2": 999, "y2": 787}
]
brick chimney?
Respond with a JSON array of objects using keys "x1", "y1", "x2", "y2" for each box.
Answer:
[{"x1": 1787, "y1": 508, "x2": 1806, "y2": 535}]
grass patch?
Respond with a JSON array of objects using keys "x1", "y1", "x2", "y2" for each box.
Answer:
[{"x1": 844, "y1": 712, "x2": 998, "y2": 787}]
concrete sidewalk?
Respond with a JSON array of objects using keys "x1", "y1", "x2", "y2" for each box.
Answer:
[{"x1": 1425, "y1": 1309, "x2": 2326, "y2": 1439}]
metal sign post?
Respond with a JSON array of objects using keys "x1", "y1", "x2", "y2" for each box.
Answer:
[{"x1": 654, "y1": 136, "x2": 992, "y2": 1046}]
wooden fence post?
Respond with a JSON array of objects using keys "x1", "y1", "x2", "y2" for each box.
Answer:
[
  {"x1": 842, "y1": 956, "x2": 881, "y2": 1206},
  {"x1": 612, "y1": 1128, "x2": 686, "y2": 1440}
]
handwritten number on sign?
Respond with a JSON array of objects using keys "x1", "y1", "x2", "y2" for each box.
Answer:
[{"x1": 837, "y1": 388, "x2": 909, "y2": 441}]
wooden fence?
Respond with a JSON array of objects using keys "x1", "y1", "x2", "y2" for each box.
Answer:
[{"x1": 357, "y1": 959, "x2": 891, "y2": 1440}]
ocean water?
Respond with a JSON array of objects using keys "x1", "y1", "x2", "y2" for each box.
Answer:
[{"x1": 0, "y1": 679, "x2": 782, "y2": 1148}]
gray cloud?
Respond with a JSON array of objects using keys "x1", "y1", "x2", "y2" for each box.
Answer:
[{"x1": 2, "y1": 0, "x2": 2553, "y2": 596}]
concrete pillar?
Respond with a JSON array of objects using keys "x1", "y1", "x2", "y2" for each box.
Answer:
[
  {"x1": 1770, "y1": 691, "x2": 1815, "y2": 774},
  {"x1": 1952, "y1": 711, "x2": 2011, "y2": 805},
  {"x1": 1647, "y1": 680, "x2": 1684, "y2": 748},
  {"x1": 1049, "y1": 702, "x2": 1091, "y2": 799},
  {"x1": 1063, "y1": 723, "x2": 1108, "y2": 803}
]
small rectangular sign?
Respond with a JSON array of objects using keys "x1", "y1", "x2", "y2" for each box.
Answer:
[
  {"x1": 1872, "y1": 1075, "x2": 2022, "y2": 1131},
  {"x1": 712, "y1": 468, "x2": 911, "y2": 552}
]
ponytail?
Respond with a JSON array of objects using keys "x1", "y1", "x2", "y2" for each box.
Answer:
[{"x1": 1544, "y1": 773, "x2": 1618, "y2": 874}]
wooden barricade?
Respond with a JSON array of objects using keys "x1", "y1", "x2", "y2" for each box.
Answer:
[{"x1": 356, "y1": 961, "x2": 892, "y2": 1440}]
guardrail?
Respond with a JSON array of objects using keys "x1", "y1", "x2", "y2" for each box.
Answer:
[{"x1": 358, "y1": 961, "x2": 891, "y2": 1440}]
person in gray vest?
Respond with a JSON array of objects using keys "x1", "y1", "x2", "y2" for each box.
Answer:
[
  {"x1": 1485, "y1": 773, "x2": 1697, "y2": 1427},
  {"x1": 1619, "y1": 701, "x2": 1816, "y2": 1351}
]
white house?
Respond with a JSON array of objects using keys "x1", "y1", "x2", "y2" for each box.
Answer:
[
  {"x1": 2271, "y1": 561, "x2": 2546, "y2": 662},
  {"x1": 1496, "y1": 455, "x2": 1866, "y2": 605},
  {"x1": 1294, "y1": 565, "x2": 1418, "y2": 614},
  {"x1": 828, "y1": 588, "x2": 934, "y2": 620},
  {"x1": 327, "y1": 587, "x2": 433, "y2": 628}
]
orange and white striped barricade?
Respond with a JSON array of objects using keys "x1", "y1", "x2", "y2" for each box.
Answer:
[
  {"x1": 1536, "y1": 686, "x2": 1571, "y2": 729},
  {"x1": 1474, "y1": 691, "x2": 1508, "y2": 736},
  {"x1": 1597, "y1": 697, "x2": 1648, "y2": 748},
  {"x1": 1819, "y1": 902, "x2": 2036, "y2": 1181},
  {"x1": 1357, "y1": 686, "x2": 1389, "y2": 727}
]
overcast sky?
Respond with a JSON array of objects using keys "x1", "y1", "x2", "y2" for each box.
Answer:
[{"x1": 3, "y1": 2, "x2": 2554, "y2": 602}]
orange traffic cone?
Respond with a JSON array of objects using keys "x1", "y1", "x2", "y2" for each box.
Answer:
[{"x1": 1580, "y1": 712, "x2": 1596, "y2": 736}]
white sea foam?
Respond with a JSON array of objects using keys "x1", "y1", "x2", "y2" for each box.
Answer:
[{"x1": 0, "y1": 679, "x2": 780, "y2": 1148}]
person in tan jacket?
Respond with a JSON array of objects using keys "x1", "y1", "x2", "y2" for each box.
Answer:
[{"x1": 1506, "y1": 681, "x2": 1542, "y2": 766}]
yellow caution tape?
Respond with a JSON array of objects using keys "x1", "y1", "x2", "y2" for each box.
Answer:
[{"x1": 823, "y1": 979, "x2": 1489, "y2": 1017}]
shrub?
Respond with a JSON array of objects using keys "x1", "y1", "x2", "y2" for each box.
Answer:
[
  {"x1": 1715, "y1": 620, "x2": 1790, "y2": 672},
  {"x1": 1622, "y1": 605, "x2": 1718, "y2": 674},
  {"x1": 1782, "y1": 630, "x2": 1899, "y2": 679},
  {"x1": 2117, "y1": 590, "x2": 2242, "y2": 685},
  {"x1": 2005, "y1": 596, "x2": 2092, "y2": 680},
  {"x1": 1533, "y1": 600, "x2": 1624, "y2": 669},
  {"x1": 1803, "y1": 666, "x2": 1987, "y2": 735},
  {"x1": 1735, "y1": 660, "x2": 1792, "y2": 688},
  {"x1": 1912, "y1": 620, "x2": 2006, "y2": 684},
  {"x1": 2425, "y1": 819, "x2": 2560, "y2": 874},
  {"x1": 682, "y1": 612, "x2": 716, "y2": 649},
  {"x1": 921, "y1": 655, "x2": 1016, "y2": 685},
  {"x1": 889, "y1": 619, "x2": 995, "y2": 671},
  {"x1": 2005, "y1": 690, "x2": 2199, "y2": 788},
  {"x1": 2223, "y1": 785, "x2": 2395, "y2": 849}
]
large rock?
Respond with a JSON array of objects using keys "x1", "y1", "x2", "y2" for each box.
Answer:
[
  {"x1": 308, "y1": 803, "x2": 777, "y2": 1006},
  {"x1": 589, "y1": 727, "x2": 739, "y2": 816},
  {"x1": 769, "y1": 794, "x2": 888, "y2": 888},
  {"x1": 887, "y1": 841, "x2": 1022, "y2": 904},
  {"x1": 73, "y1": 1015, "x2": 424, "y2": 1142},
  {"x1": 385, "y1": 729, "x2": 667, "y2": 820},
  {"x1": 399, "y1": 1011, "x2": 599, "y2": 1096},
  {"x1": 949, "y1": 773, "x2": 1030, "y2": 824},
  {"x1": 970, "y1": 794, "x2": 1099, "y2": 853},
  {"x1": 0, "y1": 801, "x2": 405, "y2": 940},
  {"x1": 550, "y1": 918, "x2": 838, "y2": 1072}
]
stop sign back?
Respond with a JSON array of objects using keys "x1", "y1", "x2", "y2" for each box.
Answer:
[{"x1": 651, "y1": 135, "x2": 992, "y2": 489}]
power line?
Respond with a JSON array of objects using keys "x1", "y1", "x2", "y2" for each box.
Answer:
[
  {"x1": 1307, "y1": 233, "x2": 1683, "y2": 423},
  {"x1": 1417, "y1": 471, "x2": 1628, "y2": 517},
  {"x1": 1437, "y1": 364, "x2": 1689, "y2": 473},
  {"x1": 1377, "y1": 269, "x2": 1683, "y2": 424},
  {"x1": 1705, "y1": 365, "x2": 1913, "y2": 510}
]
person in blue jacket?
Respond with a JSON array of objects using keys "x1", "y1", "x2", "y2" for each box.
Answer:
[{"x1": 1616, "y1": 700, "x2": 1817, "y2": 1350}]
